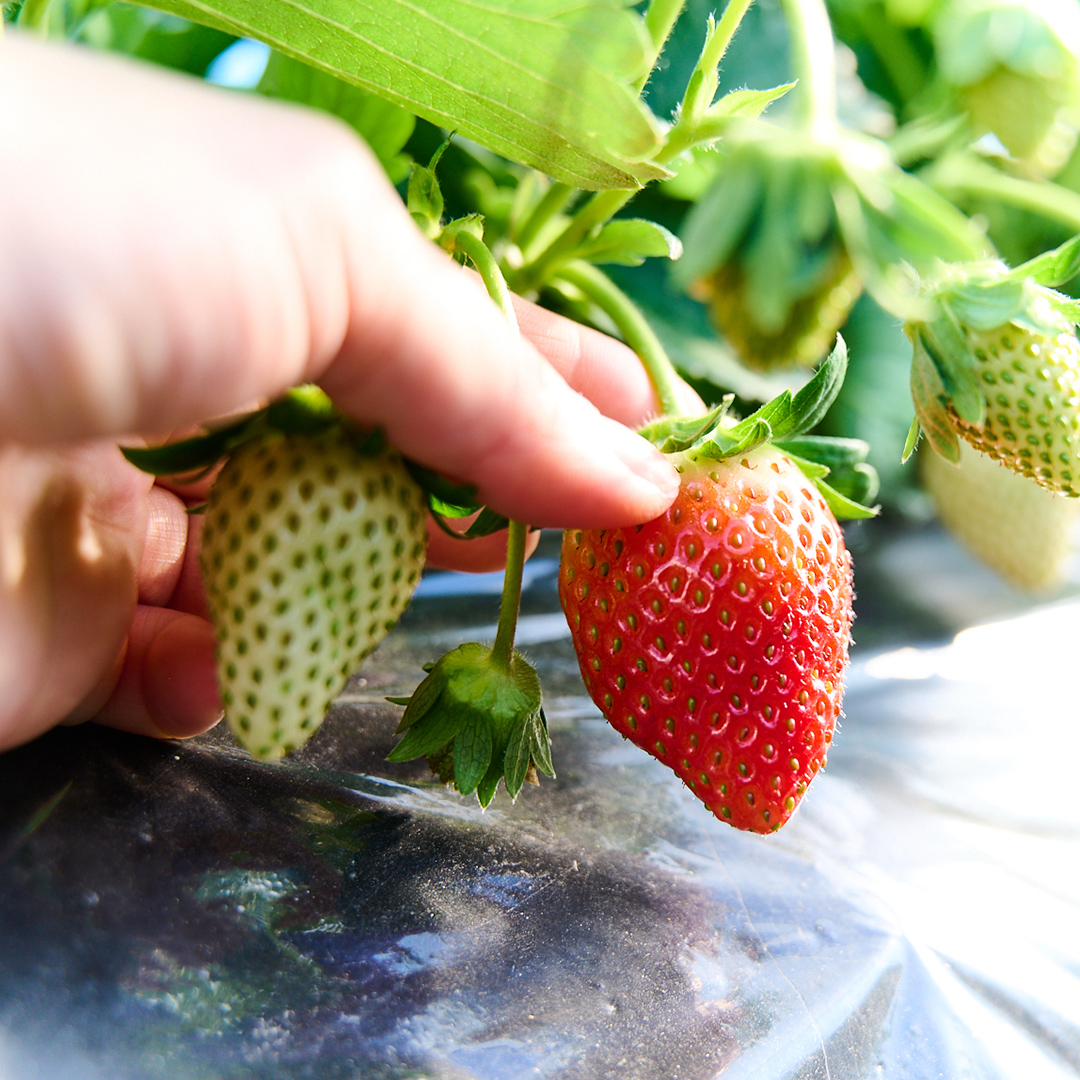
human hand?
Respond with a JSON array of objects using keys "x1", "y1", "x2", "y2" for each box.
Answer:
[{"x1": 0, "y1": 35, "x2": 692, "y2": 751}]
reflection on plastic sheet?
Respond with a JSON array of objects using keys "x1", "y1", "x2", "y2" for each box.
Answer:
[{"x1": 0, "y1": 568, "x2": 1079, "y2": 1078}]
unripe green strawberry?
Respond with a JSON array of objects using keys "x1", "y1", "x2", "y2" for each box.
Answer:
[
  {"x1": 922, "y1": 437, "x2": 1080, "y2": 591},
  {"x1": 199, "y1": 429, "x2": 427, "y2": 759},
  {"x1": 906, "y1": 242, "x2": 1080, "y2": 496},
  {"x1": 559, "y1": 445, "x2": 854, "y2": 834},
  {"x1": 700, "y1": 250, "x2": 862, "y2": 370},
  {"x1": 948, "y1": 321, "x2": 1080, "y2": 493},
  {"x1": 934, "y1": 0, "x2": 1080, "y2": 176}
]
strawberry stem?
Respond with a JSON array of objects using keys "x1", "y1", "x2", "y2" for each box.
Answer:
[
  {"x1": 514, "y1": 188, "x2": 635, "y2": 293},
  {"x1": 450, "y1": 228, "x2": 520, "y2": 331},
  {"x1": 513, "y1": 181, "x2": 577, "y2": 257},
  {"x1": 660, "y1": 0, "x2": 756, "y2": 163},
  {"x1": 555, "y1": 260, "x2": 685, "y2": 417},
  {"x1": 779, "y1": 0, "x2": 838, "y2": 141},
  {"x1": 446, "y1": 224, "x2": 533, "y2": 672},
  {"x1": 491, "y1": 519, "x2": 529, "y2": 668}
]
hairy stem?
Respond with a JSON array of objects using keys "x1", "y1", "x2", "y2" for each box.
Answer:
[
  {"x1": 639, "y1": 0, "x2": 687, "y2": 88},
  {"x1": 928, "y1": 155, "x2": 1080, "y2": 231},
  {"x1": 556, "y1": 260, "x2": 684, "y2": 416},
  {"x1": 491, "y1": 520, "x2": 529, "y2": 668},
  {"x1": 449, "y1": 224, "x2": 529, "y2": 670},
  {"x1": 451, "y1": 228, "x2": 520, "y2": 332},
  {"x1": 778, "y1": 0, "x2": 837, "y2": 140}
]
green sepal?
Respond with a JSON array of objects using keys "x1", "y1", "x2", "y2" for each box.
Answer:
[
  {"x1": 773, "y1": 440, "x2": 881, "y2": 519},
  {"x1": 440, "y1": 214, "x2": 486, "y2": 249},
  {"x1": 120, "y1": 413, "x2": 260, "y2": 477},
  {"x1": 407, "y1": 133, "x2": 452, "y2": 239},
  {"x1": 266, "y1": 385, "x2": 342, "y2": 434},
  {"x1": 909, "y1": 339, "x2": 962, "y2": 463},
  {"x1": 914, "y1": 317, "x2": 984, "y2": 426},
  {"x1": 403, "y1": 461, "x2": 480, "y2": 517},
  {"x1": 902, "y1": 416, "x2": 922, "y2": 463},
  {"x1": 707, "y1": 335, "x2": 848, "y2": 452},
  {"x1": 452, "y1": 713, "x2": 494, "y2": 797},
  {"x1": 1015, "y1": 235, "x2": 1080, "y2": 290},
  {"x1": 698, "y1": 416, "x2": 772, "y2": 459},
  {"x1": 387, "y1": 642, "x2": 546, "y2": 807},
  {"x1": 464, "y1": 507, "x2": 510, "y2": 538},
  {"x1": 812, "y1": 477, "x2": 880, "y2": 521},
  {"x1": 638, "y1": 400, "x2": 732, "y2": 453},
  {"x1": 122, "y1": 384, "x2": 345, "y2": 478}
]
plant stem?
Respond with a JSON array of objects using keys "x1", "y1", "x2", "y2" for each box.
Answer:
[
  {"x1": 927, "y1": 155, "x2": 1080, "y2": 232},
  {"x1": 515, "y1": 188, "x2": 635, "y2": 292},
  {"x1": 556, "y1": 260, "x2": 684, "y2": 416},
  {"x1": 449, "y1": 224, "x2": 529, "y2": 670},
  {"x1": 491, "y1": 520, "x2": 529, "y2": 668},
  {"x1": 451, "y1": 228, "x2": 520, "y2": 332},
  {"x1": 514, "y1": 181, "x2": 575, "y2": 257},
  {"x1": 778, "y1": 0, "x2": 837, "y2": 140},
  {"x1": 639, "y1": 0, "x2": 687, "y2": 88}
]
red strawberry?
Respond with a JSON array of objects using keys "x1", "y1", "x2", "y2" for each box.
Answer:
[
  {"x1": 559, "y1": 445, "x2": 853, "y2": 833},
  {"x1": 557, "y1": 346, "x2": 869, "y2": 833}
]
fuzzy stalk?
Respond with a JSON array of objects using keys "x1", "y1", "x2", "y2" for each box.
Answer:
[
  {"x1": 556, "y1": 260, "x2": 684, "y2": 417},
  {"x1": 491, "y1": 520, "x2": 529, "y2": 668},
  {"x1": 778, "y1": 0, "x2": 837, "y2": 140},
  {"x1": 448, "y1": 223, "x2": 530, "y2": 669}
]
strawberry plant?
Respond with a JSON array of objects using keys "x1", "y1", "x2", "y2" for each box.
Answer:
[{"x1": 10, "y1": 0, "x2": 1080, "y2": 826}]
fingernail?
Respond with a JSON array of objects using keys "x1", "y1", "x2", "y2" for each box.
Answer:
[
  {"x1": 611, "y1": 429, "x2": 681, "y2": 506},
  {"x1": 145, "y1": 615, "x2": 223, "y2": 738}
]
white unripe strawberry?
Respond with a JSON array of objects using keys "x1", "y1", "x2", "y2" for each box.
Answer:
[{"x1": 199, "y1": 429, "x2": 427, "y2": 759}]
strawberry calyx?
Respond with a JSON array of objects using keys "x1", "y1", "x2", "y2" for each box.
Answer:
[
  {"x1": 121, "y1": 384, "x2": 480, "y2": 517},
  {"x1": 386, "y1": 643, "x2": 554, "y2": 807},
  {"x1": 904, "y1": 234, "x2": 1080, "y2": 463},
  {"x1": 640, "y1": 338, "x2": 880, "y2": 520}
]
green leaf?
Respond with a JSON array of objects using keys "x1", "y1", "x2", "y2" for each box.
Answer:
[
  {"x1": 576, "y1": 218, "x2": 682, "y2": 266},
  {"x1": 130, "y1": 0, "x2": 667, "y2": 189},
  {"x1": 453, "y1": 713, "x2": 494, "y2": 796},
  {"x1": 703, "y1": 83, "x2": 795, "y2": 124},
  {"x1": 76, "y1": 5, "x2": 235, "y2": 73},
  {"x1": 257, "y1": 50, "x2": 414, "y2": 182}
]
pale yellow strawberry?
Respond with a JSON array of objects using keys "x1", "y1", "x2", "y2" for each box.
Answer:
[{"x1": 922, "y1": 438, "x2": 1080, "y2": 591}]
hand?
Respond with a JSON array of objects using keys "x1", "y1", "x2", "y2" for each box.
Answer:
[{"x1": 0, "y1": 34, "x2": 692, "y2": 751}]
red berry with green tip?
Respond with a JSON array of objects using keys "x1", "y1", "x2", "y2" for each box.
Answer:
[{"x1": 558, "y1": 444, "x2": 853, "y2": 833}]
